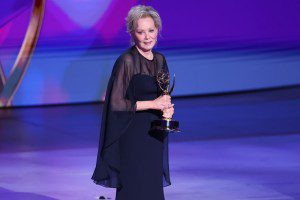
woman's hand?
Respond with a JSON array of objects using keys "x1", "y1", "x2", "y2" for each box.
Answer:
[
  {"x1": 152, "y1": 95, "x2": 172, "y2": 111},
  {"x1": 163, "y1": 105, "x2": 174, "y2": 119}
]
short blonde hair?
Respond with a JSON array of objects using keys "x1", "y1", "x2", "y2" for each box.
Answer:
[{"x1": 126, "y1": 5, "x2": 162, "y2": 44}]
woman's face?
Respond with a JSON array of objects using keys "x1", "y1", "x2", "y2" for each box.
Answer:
[{"x1": 132, "y1": 17, "x2": 158, "y2": 52}]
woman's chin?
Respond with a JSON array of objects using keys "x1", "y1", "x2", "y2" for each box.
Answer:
[{"x1": 141, "y1": 45, "x2": 154, "y2": 52}]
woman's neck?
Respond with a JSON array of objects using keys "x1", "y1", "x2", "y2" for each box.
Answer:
[{"x1": 135, "y1": 46, "x2": 153, "y2": 60}]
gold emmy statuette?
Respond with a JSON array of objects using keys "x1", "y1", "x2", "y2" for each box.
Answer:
[{"x1": 151, "y1": 69, "x2": 180, "y2": 132}]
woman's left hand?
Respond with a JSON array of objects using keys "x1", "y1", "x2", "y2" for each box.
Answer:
[{"x1": 162, "y1": 104, "x2": 174, "y2": 119}]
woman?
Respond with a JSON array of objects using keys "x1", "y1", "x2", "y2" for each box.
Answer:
[{"x1": 92, "y1": 5, "x2": 174, "y2": 200}]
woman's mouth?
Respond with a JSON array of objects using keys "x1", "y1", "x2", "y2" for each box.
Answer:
[{"x1": 144, "y1": 41, "x2": 152, "y2": 45}]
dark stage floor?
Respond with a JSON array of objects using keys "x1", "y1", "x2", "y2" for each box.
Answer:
[{"x1": 1, "y1": 87, "x2": 300, "y2": 200}]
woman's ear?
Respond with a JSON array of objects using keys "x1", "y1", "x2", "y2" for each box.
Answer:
[
  {"x1": 130, "y1": 32, "x2": 136, "y2": 45},
  {"x1": 130, "y1": 31, "x2": 135, "y2": 38}
]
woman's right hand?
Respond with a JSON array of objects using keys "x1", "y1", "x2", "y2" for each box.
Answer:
[{"x1": 152, "y1": 95, "x2": 172, "y2": 111}]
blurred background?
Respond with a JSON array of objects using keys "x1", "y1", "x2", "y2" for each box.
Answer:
[{"x1": 1, "y1": 0, "x2": 300, "y2": 107}]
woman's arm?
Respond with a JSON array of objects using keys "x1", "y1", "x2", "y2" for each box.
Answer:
[
  {"x1": 136, "y1": 100, "x2": 155, "y2": 111},
  {"x1": 136, "y1": 95, "x2": 172, "y2": 111}
]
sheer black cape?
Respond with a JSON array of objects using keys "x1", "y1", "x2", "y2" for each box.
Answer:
[{"x1": 92, "y1": 46, "x2": 171, "y2": 188}]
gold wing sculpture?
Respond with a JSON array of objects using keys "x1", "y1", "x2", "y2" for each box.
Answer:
[{"x1": 0, "y1": 0, "x2": 45, "y2": 107}]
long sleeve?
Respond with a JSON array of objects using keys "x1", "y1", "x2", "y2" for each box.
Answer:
[
  {"x1": 92, "y1": 53, "x2": 137, "y2": 188},
  {"x1": 109, "y1": 57, "x2": 136, "y2": 112}
]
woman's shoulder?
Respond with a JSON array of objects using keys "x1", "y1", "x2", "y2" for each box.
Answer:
[
  {"x1": 116, "y1": 47, "x2": 136, "y2": 64},
  {"x1": 112, "y1": 48, "x2": 135, "y2": 74},
  {"x1": 153, "y1": 50, "x2": 166, "y2": 61}
]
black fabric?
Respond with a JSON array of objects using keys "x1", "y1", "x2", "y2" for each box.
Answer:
[{"x1": 92, "y1": 46, "x2": 171, "y2": 191}]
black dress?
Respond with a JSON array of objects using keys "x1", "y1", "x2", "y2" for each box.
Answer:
[{"x1": 92, "y1": 46, "x2": 171, "y2": 200}]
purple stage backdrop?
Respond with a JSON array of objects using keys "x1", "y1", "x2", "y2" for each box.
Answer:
[
  {"x1": 1, "y1": 0, "x2": 300, "y2": 106},
  {"x1": 2, "y1": 0, "x2": 300, "y2": 48}
]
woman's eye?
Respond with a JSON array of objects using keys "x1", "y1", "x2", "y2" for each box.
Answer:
[{"x1": 149, "y1": 29, "x2": 154, "y2": 33}]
